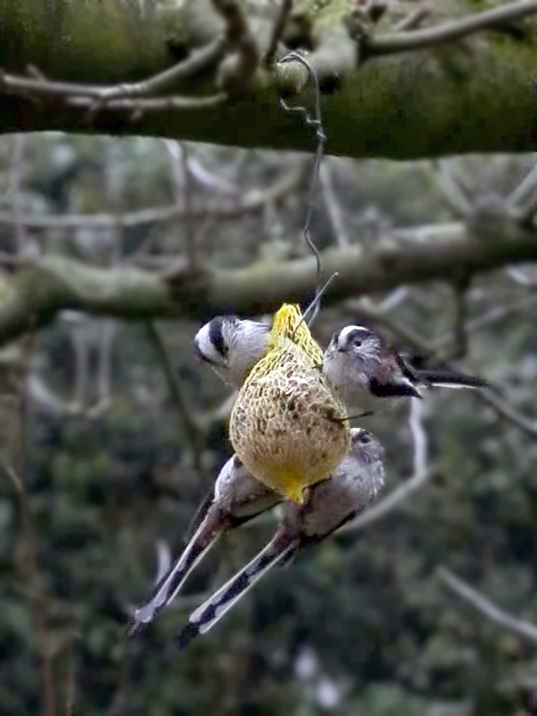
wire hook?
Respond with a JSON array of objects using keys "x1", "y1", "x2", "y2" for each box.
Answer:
[{"x1": 277, "y1": 52, "x2": 327, "y2": 327}]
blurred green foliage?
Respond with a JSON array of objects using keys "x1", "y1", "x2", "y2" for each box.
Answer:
[{"x1": 0, "y1": 135, "x2": 536, "y2": 715}]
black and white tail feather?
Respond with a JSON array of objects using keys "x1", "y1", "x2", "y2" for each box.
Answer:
[
  {"x1": 176, "y1": 537, "x2": 296, "y2": 648},
  {"x1": 128, "y1": 455, "x2": 281, "y2": 636},
  {"x1": 413, "y1": 368, "x2": 489, "y2": 391},
  {"x1": 129, "y1": 519, "x2": 223, "y2": 636},
  {"x1": 175, "y1": 428, "x2": 385, "y2": 648}
]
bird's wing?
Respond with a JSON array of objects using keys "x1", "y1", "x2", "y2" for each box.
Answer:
[
  {"x1": 176, "y1": 533, "x2": 296, "y2": 648},
  {"x1": 394, "y1": 352, "x2": 421, "y2": 383},
  {"x1": 369, "y1": 376, "x2": 422, "y2": 399},
  {"x1": 363, "y1": 350, "x2": 420, "y2": 398}
]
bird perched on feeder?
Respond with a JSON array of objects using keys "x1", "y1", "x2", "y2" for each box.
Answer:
[
  {"x1": 128, "y1": 454, "x2": 281, "y2": 635},
  {"x1": 323, "y1": 325, "x2": 489, "y2": 416},
  {"x1": 176, "y1": 428, "x2": 385, "y2": 648},
  {"x1": 229, "y1": 304, "x2": 350, "y2": 504},
  {"x1": 193, "y1": 316, "x2": 270, "y2": 388}
]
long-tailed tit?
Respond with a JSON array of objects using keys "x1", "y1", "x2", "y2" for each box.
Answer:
[
  {"x1": 129, "y1": 454, "x2": 281, "y2": 635},
  {"x1": 193, "y1": 316, "x2": 269, "y2": 388},
  {"x1": 175, "y1": 428, "x2": 385, "y2": 647},
  {"x1": 323, "y1": 325, "x2": 488, "y2": 416}
]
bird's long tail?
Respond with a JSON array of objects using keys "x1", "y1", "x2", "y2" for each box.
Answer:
[
  {"x1": 418, "y1": 368, "x2": 489, "y2": 390},
  {"x1": 176, "y1": 534, "x2": 297, "y2": 648},
  {"x1": 128, "y1": 522, "x2": 223, "y2": 636}
]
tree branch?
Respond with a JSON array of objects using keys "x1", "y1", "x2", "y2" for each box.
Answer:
[
  {"x1": 0, "y1": 2, "x2": 536, "y2": 157},
  {"x1": 438, "y1": 566, "x2": 537, "y2": 645},
  {"x1": 145, "y1": 321, "x2": 206, "y2": 478},
  {"x1": 365, "y1": 1, "x2": 537, "y2": 56},
  {"x1": 210, "y1": 0, "x2": 259, "y2": 93},
  {"x1": 264, "y1": 0, "x2": 293, "y2": 66},
  {"x1": 0, "y1": 164, "x2": 304, "y2": 230},
  {"x1": 5, "y1": 332, "x2": 58, "y2": 716},
  {"x1": 338, "y1": 398, "x2": 431, "y2": 534},
  {"x1": 8, "y1": 135, "x2": 27, "y2": 255},
  {"x1": 0, "y1": 218, "x2": 537, "y2": 345},
  {"x1": 477, "y1": 389, "x2": 537, "y2": 438},
  {"x1": 433, "y1": 160, "x2": 472, "y2": 219},
  {"x1": 0, "y1": 38, "x2": 226, "y2": 103}
]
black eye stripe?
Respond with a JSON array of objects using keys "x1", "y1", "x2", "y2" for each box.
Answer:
[
  {"x1": 349, "y1": 328, "x2": 371, "y2": 344},
  {"x1": 209, "y1": 317, "x2": 228, "y2": 357}
]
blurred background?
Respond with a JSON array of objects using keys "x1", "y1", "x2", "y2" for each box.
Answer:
[{"x1": 0, "y1": 135, "x2": 536, "y2": 715}]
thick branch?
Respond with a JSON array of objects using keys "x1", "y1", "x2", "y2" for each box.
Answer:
[
  {"x1": 2, "y1": 219, "x2": 537, "y2": 345},
  {"x1": 0, "y1": 1, "x2": 536, "y2": 157}
]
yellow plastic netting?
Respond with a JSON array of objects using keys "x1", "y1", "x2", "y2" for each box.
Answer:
[{"x1": 229, "y1": 304, "x2": 350, "y2": 503}]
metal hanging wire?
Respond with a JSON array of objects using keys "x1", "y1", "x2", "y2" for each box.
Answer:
[{"x1": 277, "y1": 52, "x2": 332, "y2": 328}]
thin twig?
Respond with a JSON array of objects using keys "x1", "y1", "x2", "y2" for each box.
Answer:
[
  {"x1": 377, "y1": 287, "x2": 410, "y2": 313},
  {"x1": 433, "y1": 160, "x2": 472, "y2": 219},
  {"x1": 91, "y1": 38, "x2": 226, "y2": 104},
  {"x1": 0, "y1": 72, "x2": 226, "y2": 115},
  {"x1": 477, "y1": 389, "x2": 537, "y2": 438},
  {"x1": 63, "y1": 642, "x2": 77, "y2": 716},
  {"x1": 145, "y1": 322, "x2": 206, "y2": 478},
  {"x1": 264, "y1": 0, "x2": 294, "y2": 66},
  {"x1": 187, "y1": 155, "x2": 240, "y2": 196},
  {"x1": 210, "y1": 0, "x2": 259, "y2": 92},
  {"x1": 0, "y1": 38, "x2": 225, "y2": 103},
  {"x1": 68, "y1": 92, "x2": 227, "y2": 114},
  {"x1": 506, "y1": 266, "x2": 537, "y2": 287},
  {"x1": 9, "y1": 134, "x2": 27, "y2": 255},
  {"x1": 451, "y1": 280, "x2": 469, "y2": 359},
  {"x1": 366, "y1": 1, "x2": 537, "y2": 57},
  {"x1": 432, "y1": 291, "x2": 537, "y2": 351},
  {"x1": 163, "y1": 141, "x2": 202, "y2": 271},
  {"x1": 346, "y1": 297, "x2": 430, "y2": 355},
  {"x1": 71, "y1": 322, "x2": 89, "y2": 409},
  {"x1": 339, "y1": 399, "x2": 431, "y2": 533},
  {"x1": 506, "y1": 159, "x2": 537, "y2": 222},
  {"x1": 0, "y1": 166, "x2": 304, "y2": 230},
  {"x1": 319, "y1": 160, "x2": 350, "y2": 248},
  {"x1": 394, "y1": 5, "x2": 431, "y2": 32},
  {"x1": 5, "y1": 332, "x2": 57, "y2": 716},
  {"x1": 438, "y1": 566, "x2": 537, "y2": 644}
]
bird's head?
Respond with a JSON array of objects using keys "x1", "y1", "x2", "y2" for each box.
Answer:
[
  {"x1": 194, "y1": 316, "x2": 234, "y2": 370},
  {"x1": 327, "y1": 325, "x2": 382, "y2": 360},
  {"x1": 194, "y1": 316, "x2": 270, "y2": 387},
  {"x1": 350, "y1": 427, "x2": 385, "y2": 463}
]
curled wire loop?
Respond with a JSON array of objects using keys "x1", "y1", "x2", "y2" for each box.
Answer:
[{"x1": 277, "y1": 51, "x2": 327, "y2": 327}]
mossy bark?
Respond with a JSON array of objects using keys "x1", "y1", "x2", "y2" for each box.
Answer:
[{"x1": 0, "y1": 0, "x2": 535, "y2": 158}]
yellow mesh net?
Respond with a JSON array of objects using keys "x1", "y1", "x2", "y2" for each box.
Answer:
[
  {"x1": 269, "y1": 303, "x2": 324, "y2": 368},
  {"x1": 229, "y1": 304, "x2": 350, "y2": 503}
]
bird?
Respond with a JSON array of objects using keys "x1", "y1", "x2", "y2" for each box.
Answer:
[
  {"x1": 229, "y1": 304, "x2": 350, "y2": 504},
  {"x1": 323, "y1": 325, "x2": 489, "y2": 416},
  {"x1": 193, "y1": 315, "x2": 270, "y2": 388},
  {"x1": 128, "y1": 453, "x2": 282, "y2": 635},
  {"x1": 175, "y1": 428, "x2": 385, "y2": 648}
]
